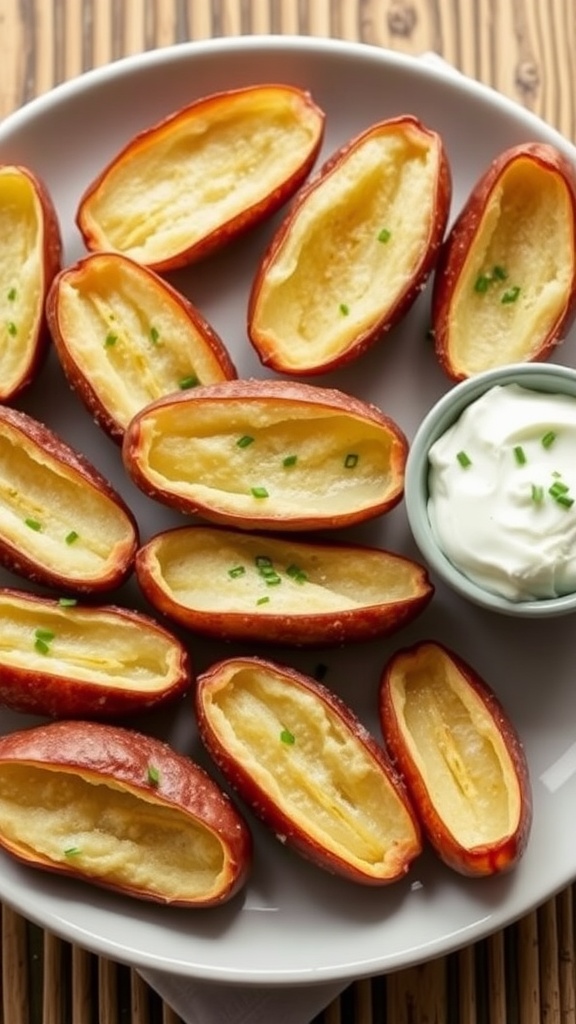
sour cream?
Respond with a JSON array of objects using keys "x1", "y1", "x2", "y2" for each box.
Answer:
[{"x1": 427, "y1": 383, "x2": 576, "y2": 601}]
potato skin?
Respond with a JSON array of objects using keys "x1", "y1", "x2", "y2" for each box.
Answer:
[
  {"x1": 248, "y1": 115, "x2": 451, "y2": 375},
  {"x1": 0, "y1": 719, "x2": 252, "y2": 906},
  {"x1": 76, "y1": 84, "x2": 325, "y2": 271},
  {"x1": 0, "y1": 587, "x2": 192, "y2": 719},
  {"x1": 0, "y1": 164, "x2": 62, "y2": 401},
  {"x1": 432, "y1": 142, "x2": 576, "y2": 380},
  {"x1": 122, "y1": 378, "x2": 408, "y2": 531},
  {"x1": 46, "y1": 252, "x2": 237, "y2": 442},
  {"x1": 196, "y1": 656, "x2": 422, "y2": 885},
  {"x1": 135, "y1": 524, "x2": 434, "y2": 646},
  {"x1": 379, "y1": 641, "x2": 533, "y2": 877},
  {"x1": 0, "y1": 405, "x2": 138, "y2": 592}
]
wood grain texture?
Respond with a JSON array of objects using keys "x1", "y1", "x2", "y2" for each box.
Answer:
[{"x1": 1, "y1": 2, "x2": 576, "y2": 1023}]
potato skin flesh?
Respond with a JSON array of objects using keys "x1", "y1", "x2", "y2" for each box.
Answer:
[
  {"x1": 0, "y1": 587, "x2": 192, "y2": 719},
  {"x1": 135, "y1": 524, "x2": 434, "y2": 646},
  {"x1": 195, "y1": 656, "x2": 422, "y2": 885},
  {"x1": 0, "y1": 719, "x2": 252, "y2": 906},
  {"x1": 379, "y1": 641, "x2": 533, "y2": 877}
]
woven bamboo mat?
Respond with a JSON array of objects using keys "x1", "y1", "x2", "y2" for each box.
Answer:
[{"x1": 1, "y1": 2, "x2": 576, "y2": 1022}]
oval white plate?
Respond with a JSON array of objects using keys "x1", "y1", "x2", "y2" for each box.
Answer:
[{"x1": 1, "y1": 35, "x2": 575, "y2": 986}]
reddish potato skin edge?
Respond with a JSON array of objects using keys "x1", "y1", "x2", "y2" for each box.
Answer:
[
  {"x1": 76, "y1": 86, "x2": 325, "y2": 271},
  {"x1": 122, "y1": 378, "x2": 408, "y2": 529},
  {"x1": 248, "y1": 115, "x2": 452, "y2": 375},
  {"x1": 0, "y1": 720, "x2": 252, "y2": 906},
  {"x1": 432, "y1": 143, "x2": 576, "y2": 381},
  {"x1": 0, "y1": 164, "x2": 63, "y2": 402},
  {"x1": 379, "y1": 641, "x2": 533, "y2": 877},
  {"x1": 46, "y1": 253, "x2": 237, "y2": 443},
  {"x1": 195, "y1": 656, "x2": 422, "y2": 885},
  {"x1": 135, "y1": 526, "x2": 434, "y2": 647},
  {"x1": 0, "y1": 405, "x2": 138, "y2": 591},
  {"x1": 0, "y1": 587, "x2": 192, "y2": 719}
]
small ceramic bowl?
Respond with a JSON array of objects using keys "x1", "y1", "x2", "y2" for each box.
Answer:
[{"x1": 404, "y1": 361, "x2": 576, "y2": 617}]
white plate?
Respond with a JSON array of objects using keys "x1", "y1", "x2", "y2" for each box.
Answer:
[{"x1": 1, "y1": 35, "x2": 575, "y2": 987}]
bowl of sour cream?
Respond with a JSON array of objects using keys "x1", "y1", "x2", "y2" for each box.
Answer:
[{"x1": 405, "y1": 362, "x2": 576, "y2": 616}]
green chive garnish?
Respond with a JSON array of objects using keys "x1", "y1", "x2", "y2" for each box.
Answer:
[
  {"x1": 149, "y1": 326, "x2": 160, "y2": 344},
  {"x1": 474, "y1": 274, "x2": 491, "y2": 293},
  {"x1": 64, "y1": 847, "x2": 81, "y2": 857},
  {"x1": 513, "y1": 445, "x2": 526, "y2": 465},
  {"x1": 377, "y1": 228, "x2": 391, "y2": 243},
  {"x1": 501, "y1": 286, "x2": 521, "y2": 304},
  {"x1": 147, "y1": 764, "x2": 160, "y2": 786},
  {"x1": 228, "y1": 565, "x2": 246, "y2": 578},
  {"x1": 104, "y1": 332, "x2": 117, "y2": 347},
  {"x1": 282, "y1": 454, "x2": 297, "y2": 467},
  {"x1": 339, "y1": 303, "x2": 349, "y2": 316},
  {"x1": 7, "y1": 322, "x2": 17, "y2": 336},
  {"x1": 65, "y1": 530, "x2": 79, "y2": 545},
  {"x1": 237, "y1": 435, "x2": 254, "y2": 448},
  {"x1": 251, "y1": 486, "x2": 269, "y2": 498},
  {"x1": 58, "y1": 597, "x2": 77, "y2": 606},
  {"x1": 541, "y1": 431, "x2": 557, "y2": 449},
  {"x1": 25, "y1": 517, "x2": 42, "y2": 531},
  {"x1": 344, "y1": 453, "x2": 358, "y2": 469},
  {"x1": 456, "y1": 450, "x2": 472, "y2": 468},
  {"x1": 179, "y1": 374, "x2": 199, "y2": 390},
  {"x1": 549, "y1": 480, "x2": 569, "y2": 498},
  {"x1": 256, "y1": 596, "x2": 270, "y2": 605},
  {"x1": 492, "y1": 265, "x2": 508, "y2": 281},
  {"x1": 280, "y1": 727, "x2": 295, "y2": 745},
  {"x1": 7, "y1": 287, "x2": 16, "y2": 301},
  {"x1": 556, "y1": 494, "x2": 574, "y2": 508},
  {"x1": 531, "y1": 484, "x2": 544, "y2": 504},
  {"x1": 34, "y1": 638, "x2": 51, "y2": 655},
  {"x1": 286, "y1": 564, "x2": 308, "y2": 583},
  {"x1": 35, "y1": 628, "x2": 55, "y2": 642}
]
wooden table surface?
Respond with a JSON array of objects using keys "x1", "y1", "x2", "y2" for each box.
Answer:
[{"x1": 1, "y1": 2, "x2": 576, "y2": 1023}]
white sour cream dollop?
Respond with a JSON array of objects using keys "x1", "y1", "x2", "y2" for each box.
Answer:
[{"x1": 427, "y1": 383, "x2": 576, "y2": 601}]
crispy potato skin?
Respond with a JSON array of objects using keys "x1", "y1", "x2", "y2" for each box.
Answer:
[
  {"x1": 379, "y1": 641, "x2": 533, "y2": 877},
  {"x1": 135, "y1": 524, "x2": 434, "y2": 646},
  {"x1": 122, "y1": 378, "x2": 408, "y2": 531},
  {"x1": 196, "y1": 656, "x2": 422, "y2": 884},
  {"x1": 0, "y1": 405, "x2": 138, "y2": 592},
  {"x1": 0, "y1": 164, "x2": 62, "y2": 401},
  {"x1": 0, "y1": 587, "x2": 192, "y2": 719},
  {"x1": 76, "y1": 85, "x2": 325, "y2": 271},
  {"x1": 248, "y1": 115, "x2": 451, "y2": 374},
  {"x1": 46, "y1": 252, "x2": 237, "y2": 442},
  {"x1": 432, "y1": 143, "x2": 576, "y2": 380},
  {"x1": 0, "y1": 720, "x2": 252, "y2": 906}
]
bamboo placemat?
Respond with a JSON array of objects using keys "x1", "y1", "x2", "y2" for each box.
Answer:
[{"x1": 1, "y1": 2, "x2": 576, "y2": 1022}]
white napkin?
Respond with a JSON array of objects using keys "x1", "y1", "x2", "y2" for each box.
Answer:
[{"x1": 138, "y1": 49, "x2": 461, "y2": 1024}]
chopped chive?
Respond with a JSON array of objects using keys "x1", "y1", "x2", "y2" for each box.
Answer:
[
  {"x1": 65, "y1": 530, "x2": 79, "y2": 545},
  {"x1": 549, "y1": 480, "x2": 569, "y2": 498},
  {"x1": 149, "y1": 326, "x2": 160, "y2": 344},
  {"x1": 58, "y1": 597, "x2": 77, "y2": 606},
  {"x1": 377, "y1": 228, "x2": 391, "y2": 243},
  {"x1": 236, "y1": 435, "x2": 254, "y2": 448},
  {"x1": 255, "y1": 556, "x2": 281, "y2": 585},
  {"x1": 34, "y1": 637, "x2": 51, "y2": 655},
  {"x1": 513, "y1": 445, "x2": 527, "y2": 465},
  {"x1": 256, "y1": 596, "x2": 270, "y2": 605},
  {"x1": 282, "y1": 454, "x2": 297, "y2": 467},
  {"x1": 250, "y1": 486, "x2": 269, "y2": 498},
  {"x1": 474, "y1": 274, "x2": 491, "y2": 293},
  {"x1": 541, "y1": 430, "x2": 557, "y2": 449},
  {"x1": 531, "y1": 484, "x2": 544, "y2": 504},
  {"x1": 25, "y1": 517, "x2": 42, "y2": 531},
  {"x1": 344, "y1": 453, "x2": 358, "y2": 469},
  {"x1": 339, "y1": 302, "x2": 350, "y2": 316},
  {"x1": 501, "y1": 285, "x2": 521, "y2": 304},
  {"x1": 147, "y1": 764, "x2": 160, "y2": 786},
  {"x1": 35, "y1": 628, "x2": 55, "y2": 642},
  {"x1": 104, "y1": 332, "x2": 117, "y2": 347},
  {"x1": 228, "y1": 565, "x2": 246, "y2": 578},
  {"x1": 255, "y1": 555, "x2": 273, "y2": 568},
  {"x1": 456, "y1": 450, "x2": 472, "y2": 468},
  {"x1": 179, "y1": 374, "x2": 199, "y2": 390},
  {"x1": 556, "y1": 494, "x2": 574, "y2": 508},
  {"x1": 280, "y1": 727, "x2": 295, "y2": 745},
  {"x1": 7, "y1": 321, "x2": 17, "y2": 336},
  {"x1": 286, "y1": 563, "x2": 308, "y2": 583},
  {"x1": 492, "y1": 265, "x2": 508, "y2": 281},
  {"x1": 7, "y1": 287, "x2": 16, "y2": 301},
  {"x1": 64, "y1": 847, "x2": 81, "y2": 857}
]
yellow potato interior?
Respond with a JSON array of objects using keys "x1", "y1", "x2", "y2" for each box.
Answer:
[
  {"x1": 84, "y1": 89, "x2": 321, "y2": 263},
  {"x1": 0, "y1": 764, "x2": 226, "y2": 901},
  {"x1": 390, "y1": 647, "x2": 521, "y2": 847},
  {"x1": 0, "y1": 427, "x2": 133, "y2": 579},
  {"x1": 204, "y1": 664, "x2": 417, "y2": 876},
  {"x1": 137, "y1": 401, "x2": 399, "y2": 517},
  {"x1": 447, "y1": 157, "x2": 575, "y2": 374},
  {"x1": 57, "y1": 258, "x2": 230, "y2": 429},
  {"x1": 252, "y1": 127, "x2": 440, "y2": 368},
  {"x1": 0, "y1": 596, "x2": 180, "y2": 692},
  {"x1": 150, "y1": 527, "x2": 419, "y2": 614},
  {"x1": 0, "y1": 169, "x2": 44, "y2": 388}
]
